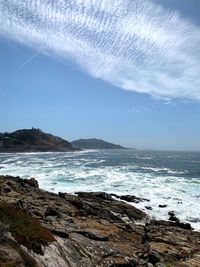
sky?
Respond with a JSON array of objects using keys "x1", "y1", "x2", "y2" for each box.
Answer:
[{"x1": 0, "y1": 0, "x2": 200, "y2": 151}]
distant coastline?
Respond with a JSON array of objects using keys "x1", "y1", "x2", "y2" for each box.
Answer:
[
  {"x1": 71, "y1": 138, "x2": 129, "y2": 150},
  {"x1": 0, "y1": 128, "x2": 76, "y2": 153},
  {"x1": 0, "y1": 129, "x2": 128, "y2": 153}
]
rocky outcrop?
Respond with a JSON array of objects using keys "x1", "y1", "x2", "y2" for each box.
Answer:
[
  {"x1": 0, "y1": 175, "x2": 200, "y2": 266},
  {"x1": 0, "y1": 129, "x2": 78, "y2": 152},
  {"x1": 71, "y1": 138, "x2": 127, "y2": 149}
]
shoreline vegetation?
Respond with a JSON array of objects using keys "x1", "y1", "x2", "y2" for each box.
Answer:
[{"x1": 0, "y1": 175, "x2": 200, "y2": 266}]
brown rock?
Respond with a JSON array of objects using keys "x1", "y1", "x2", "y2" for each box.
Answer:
[
  {"x1": 24, "y1": 178, "x2": 39, "y2": 188},
  {"x1": 44, "y1": 207, "x2": 61, "y2": 218},
  {"x1": 0, "y1": 175, "x2": 200, "y2": 267}
]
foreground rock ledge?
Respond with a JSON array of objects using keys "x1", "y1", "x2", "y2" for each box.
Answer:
[{"x1": 0, "y1": 176, "x2": 200, "y2": 267}]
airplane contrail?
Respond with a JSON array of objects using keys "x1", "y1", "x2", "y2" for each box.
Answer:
[{"x1": 10, "y1": 52, "x2": 39, "y2": 77}]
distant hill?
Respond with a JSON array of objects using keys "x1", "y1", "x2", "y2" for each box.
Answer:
[
  {"x1": 0, "y1": 128, "x2": 77, "y2": 152},
  {"x1": 71, "y1": 138, "x2": 127, "y2": 149}
]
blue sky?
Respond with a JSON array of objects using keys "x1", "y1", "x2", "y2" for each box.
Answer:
[{"x1": 0, "y1": 0, "x2": 200, "y2": 150}]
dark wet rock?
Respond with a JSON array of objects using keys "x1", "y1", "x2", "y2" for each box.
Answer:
[
  {"x1": 111, "y1": 193, "x2": 149, "y2": 203},
  {"x1": 158, "y1": 204, "x2": 167, "y2": 208},
  {"x1": 168, "y1": 211, "x2": 175, "y2": 217},
  {"x1": 6, "y1": 181, "x2": 13, "y2": 187},
  {"x1": 44, "y1": 207, "x2": 61, "y2": 218},
  {"x1": 76, "y1": 191, "x2": 113, "y2": 201},
  {"x1": 24, "y1": 178, "x2": 39, "y2": 188},
  {"x1": 16, "y1": 199, "x2": 29, "y2": 210},
  {"x1": 2, "y1": 186, "x2": 12, "y2": 193},
  {"x1": 174, "y1": 221, "x2": 192, "y2": 230},
  {"x1": 145, "y1": 206, "x2": 152, "y2": 210},
  {"x1": 50, "y1": 229, "x2": 69, "y2": 238},
  {"x1": 169, "y1": 216, "x2": 180, "y2": 223},
  {"x1": 148, "y1": 250, "x2": 161, "y2": 264},
  {"x1": 76, "y1": 230, "x2": 109, "y2": 241},
  {"x1": 120, "y1": 195, "x2": 149, "y2": 203},
  {"x1": 58, "y1": 192, "x2": 67, "y2": 198},
  {"x1": 149, "y1": 219, "x2": 192, "y2": 230}
]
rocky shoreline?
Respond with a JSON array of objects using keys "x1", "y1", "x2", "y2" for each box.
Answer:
[{"x1": 0, "y1": 175, "x2": 200, "y2": 267}]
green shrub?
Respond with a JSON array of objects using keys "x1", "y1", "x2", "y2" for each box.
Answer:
[{"x1": 0, "y1": 201, "x2": 55, "y2": 254}]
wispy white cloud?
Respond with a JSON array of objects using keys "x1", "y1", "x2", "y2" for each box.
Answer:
[
  {"x1": 0, "y1": 0, "x2": 200, "y2": 101},
  {"x1": 126, "y1": 104, "x2": 153, "y2": 113},
  {"x1": 126, "y1": 98, "x2": 194, "y2": 113}
]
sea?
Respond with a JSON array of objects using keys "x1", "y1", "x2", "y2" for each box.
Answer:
[{"x1": 0, "y1": 149, "x2": 200, "y2": 229}]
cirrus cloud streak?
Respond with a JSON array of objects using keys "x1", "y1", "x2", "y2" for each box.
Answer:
[{"x1": 0, "y1": 0, "x2": 200, "y2": 100}]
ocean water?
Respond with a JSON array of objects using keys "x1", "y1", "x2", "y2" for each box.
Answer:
[{"x1": 0, "y1": 149, "x2": 200, "y2": 229}]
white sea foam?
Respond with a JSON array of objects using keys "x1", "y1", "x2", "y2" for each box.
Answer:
[
  {"x1": 0, "y1": 150, "x2": 200, "y2": 229},
  {"x1": 140, "y1": 166, "x2": 186, "y2": 175}
]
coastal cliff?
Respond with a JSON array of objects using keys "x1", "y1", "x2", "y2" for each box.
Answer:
[
  {"x1": 0, "y1": 129, "x2": 77, "y2": 152},
  {"x1": 0, "y1": 175, "x2": 200, "y2": 267}
]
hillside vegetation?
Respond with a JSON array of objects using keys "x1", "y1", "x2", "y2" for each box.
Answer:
[{"x1": 0, "y1": 128, "x2": 76, "y2": 152}]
